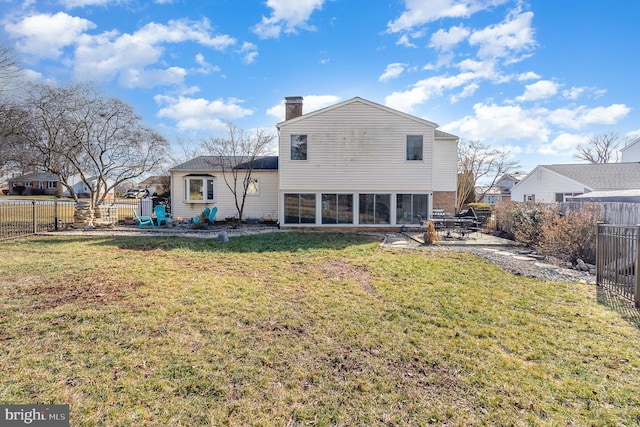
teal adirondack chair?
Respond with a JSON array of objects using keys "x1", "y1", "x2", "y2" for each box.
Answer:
[
  {"x1": 191, "y1": 207, "x2": 210, "y2": 224},
  {"x1": 207, "y1": 206, "x2": 218, "y2": 224},
  {"x1": 133, "y1": 210, "x2": 154, "y2": 229},
  {"x1": 154, "y1": 205, "x2": 172, "y2": 226}
]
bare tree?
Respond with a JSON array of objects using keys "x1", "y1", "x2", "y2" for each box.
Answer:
[
  {"x1": 574, "y1": 132, "x2": 624, "y2": 163},
  {"x1": 0, "y1": 45, "x2": 20, "y2": 94},
  {"x1": 201, "y1": 123, "x2": 275, "y2": 223},
  {"x1": 457, "y1": 139, "x2": 520, "y2": 210},
  {"x1": 13, "y1": 83, "x2": 169, "y2": 208},
  {"x1": 168, "y1": 137, "x2": 204, "y2": 167}
]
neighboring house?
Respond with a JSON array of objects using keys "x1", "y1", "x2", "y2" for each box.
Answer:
[
  {"x1": 510, "y1": 163, "x2": 640, "y2": 203},
  {"x1": 8, "y1": 172, "x2": 61, "y2": 195},
  {"x1": 476, "y1": 173, "x2": 526, "y2": 205},
  {"x1": 64, "y1": 175, "x2": 116, "y2": 199},
  {"x1": 170, "y1": 156, "x2": 279, "y2": 221},
  {"x1": 170, "y1": 96, "x2": 459, "y2": 227},
  {"x1": 138, "y1": 175, "x2": 170, "y2": 196},
  {"x1": 621, "y1": 138, "x2": 640, "y2": 162}
]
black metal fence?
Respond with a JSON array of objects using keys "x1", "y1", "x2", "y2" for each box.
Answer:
[
  {"x1": 596, "y1": 223, "x2": 640, "y2": 307},
  {"x1": 0, "y1": 200, "x2": 76, "y2": 240},
  {"x1": 0, "y1": 198, "x2": 159, "y2": 240}
]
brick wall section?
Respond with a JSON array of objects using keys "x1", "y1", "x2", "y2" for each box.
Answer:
[{"x1": 433, "y1": 191, "x2": 456, "y2": 215}]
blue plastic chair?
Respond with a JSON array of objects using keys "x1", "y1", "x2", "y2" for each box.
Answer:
[
  {"x1": 208, "y1": 206, "x2": 218, "y2": 224},
  {"x1": 133, "y1": 210, "x2": 154, "y2": 229},
  {"x1": 154, "y1": 205, "x2": 172, "y2": 226},
  {"x1": 191, "y1": 207, "x2": 210, "y2": 224}
]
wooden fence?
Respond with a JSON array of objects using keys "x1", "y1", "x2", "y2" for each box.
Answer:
[
  {"x1": 596, "y1": 223, "x2": 640, "y2": 307},
  {"x1": 561, "y1": 202, "x2": 640, "y2": 225}
]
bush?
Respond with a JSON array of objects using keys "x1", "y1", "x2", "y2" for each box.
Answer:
[
  {"x1": 537, "y1": 203, "x2": 601, "y2": 264},
  {"x1": 495, "y1": 201, "x2": 602, "y2": 264},
  {"x1": 12, "y1": 185, "x2": 25, "y2": 195},
  {"x1": 495, "y1": 201, "x2": 548, "y2": 245}
]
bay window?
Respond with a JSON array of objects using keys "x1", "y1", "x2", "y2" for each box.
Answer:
[{"x1": 184, "y1": 176, "x2": 215, "y2": 203}]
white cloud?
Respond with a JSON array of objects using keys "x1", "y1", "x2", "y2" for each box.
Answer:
[
  {"x1": 537, "y1": 133, "x2": 589, "y2": 156},
  {"x1": 429, "y1": 25, "x2": 470, "y2": 51},
  {"x1": 194, "y1": 53, "x2": 220, "y2": 75},
  {"x1": 385, "y1": 72, "x2": 479, "y2": 112},
  {"x1": 253, "y1": 0, "x2": 325, "y2": 39},
  {"x1": 5, "y1": 12, "x2": 95, "y2": 59},
  {"x1": 155, "y1": 95, "x2": 253, "y2": 131},
  {"x1": 625, "y1": 129, "x2": 640, "y2": 140},
  {"x1": 238, "y1": 42, "x2": 258, "y2": 64},
  {"x1": 267, "y1": 95, "x2": 341, "y2": 121},
  {"x1": 72, "y1": 18, "x2": 236, "y2": 86},
  {"x1": 442, "y1": 102, "x2": 551, "y2": 143},
  {"x1": 515, "y1": 80, "x2": 559, "y2": 102},
  {"x1": 387, "y1": 0, "x2": 508, "y2": 33},
  {"x1": 396, "y1": 34, "x2": 418, "y2": 48},
  {"x1": 468, "y1": 11, "x2": 535, "y2": 60},
  {"x1": 379, "y1": 63, "x2": 407, "y2": 82},
  {"x1": 517, "y1": 71, "x2": 541, "y2": 81},
  {"x1": 450, "y1": 83, "x2": 479, "y2": 103},
  {"x1": 547, "y1": 104, "x2": 631, "y2": 129},
  {"x1": 120, "y1": 66, "x2": 186, "y2": 88},
  {"x1": 562, "y1": 86, "x2": 586, "y2": 100}
]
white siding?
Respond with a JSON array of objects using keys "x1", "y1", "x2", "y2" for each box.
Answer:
[
  {"x1": 170, "y1": 170, "x2": 278, "y2": 221},
  {"x1": 510, "y1": 167, "x2": 588, "y2": 203},
  {"x1": 622, "y1": 140, "x2": 640, "y2": 162},
  {"x1": 432, "y1": 139, "x2": 457, "y2": 191},
  {"x1": 279, "y1": 99, "x2": 437, "y2": 192}
]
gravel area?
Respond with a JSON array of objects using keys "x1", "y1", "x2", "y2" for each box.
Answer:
[
  {"x1": 448, "y1": 246, "x2": 596, "y2": 284},
  {"x1": 383, "y1": 233, "x2": 595, "y2": 284}
]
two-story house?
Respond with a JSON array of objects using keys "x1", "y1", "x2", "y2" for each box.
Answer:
[{"x1": 170, "y1": 96, "x2": 459, "y2": 228}]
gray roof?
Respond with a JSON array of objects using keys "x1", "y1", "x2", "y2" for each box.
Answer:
[
  {"x1": 574, "y1": 189, "x2": 640, "y2": 202},
  {"x1": 434, "y1": 129, "x2": 458, "y2": 139},
  {"x1": 543, "y1": 163, "x2": 640, "y2": 190},
  {"x1": 170, "y1": 156, "x2": 278, "y2": 172},
  {"x1": 9, "y1": 171, "x2": 58, "y2": 182}
]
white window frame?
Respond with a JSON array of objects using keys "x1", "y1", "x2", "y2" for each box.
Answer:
[{"x1": 184, "y1": 176, "x2": 215, "y2": 203}]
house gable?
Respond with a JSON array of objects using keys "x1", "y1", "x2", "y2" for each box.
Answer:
[{"x1": 277, "y1": 96, "x2": 458, "y2": 226}]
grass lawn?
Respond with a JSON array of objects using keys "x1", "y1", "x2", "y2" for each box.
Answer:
[{"x1": 1, "y1": 232, "x2": 639, "y2": 426}]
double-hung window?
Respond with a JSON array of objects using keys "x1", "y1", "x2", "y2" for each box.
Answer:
[
  {"x1": 406, "y1": 135, "x2": 423, "y2": 161},
  {"x1": 185, "y1": 176, "x2": 215, "y2": 203},
  {"x1": 291, "y1": 135, "x2": 308, "y2": 160}
]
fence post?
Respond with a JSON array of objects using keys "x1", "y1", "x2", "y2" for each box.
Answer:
[
  {"x1": 32, "y1": 200, "x2": 37, "y2": 234},
  {"x1": 54, "y1": 200, "x2": 59, "y2": 231},
  {"x1": 596, "y1": 222, "x2": 603, "y2": 286},
  {"x1": 635, "y1": 225, "x2": 640, "y2": 308}
]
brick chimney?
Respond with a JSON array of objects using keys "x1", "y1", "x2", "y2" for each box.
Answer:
[{"x1": 285, "y1": 96, "x2": 303, "y2": 120}]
